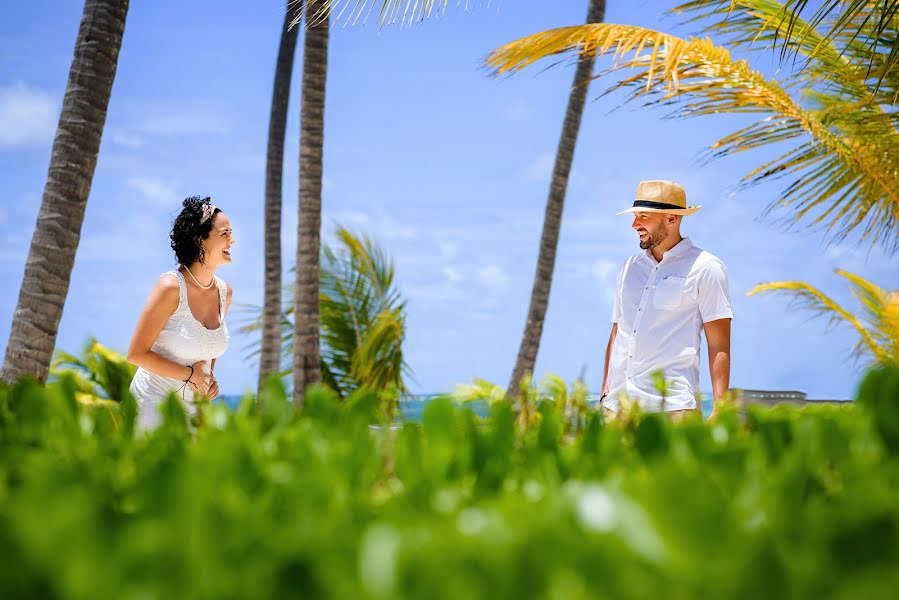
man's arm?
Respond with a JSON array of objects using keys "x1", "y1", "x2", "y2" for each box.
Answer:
[
  {"x1": 703, "y1": 318, "x2": 731, "y2": 406},
  {"x1": 600, "y1": 323, "x2": 618, "y2": 398}
]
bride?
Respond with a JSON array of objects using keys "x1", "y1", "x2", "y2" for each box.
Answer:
[{"x1": 127, "y1": 196, "x2": 235, "y2": 430}]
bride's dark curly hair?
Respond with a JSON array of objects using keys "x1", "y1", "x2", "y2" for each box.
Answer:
[{"x1": 170, "y1": 196, "x2": 221, "y2": 266}]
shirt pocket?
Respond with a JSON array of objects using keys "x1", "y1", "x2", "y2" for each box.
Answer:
[{"x1": 652, "y1": 275, "x2": 686, "y2": 309}]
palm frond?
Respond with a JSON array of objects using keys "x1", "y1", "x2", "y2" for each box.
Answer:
[
  {"x1": 777, "y1": 0, "x2": 899, "y2": 94},
  {"x1": 672, "y1": 1, "x2": 877, "y2": 99},
  {"x1": 292, "y1": 0, "x2": 465, "y2": 29},
  {"x1": 675, "y1": 1, "x2": 899, "y2": 95},
  {"x1": 836, "y1": 269, "x2": 899, "y2": 361},
  {"x1": 748, "y1": 277, "x2": 892, "y2": 365},
  {"x1": 487, "y1": 23, "x2": 899, "y2": 251},
  {"x1": 241, "y1": 225, "x2": 410, "y2": 400},
  {"x1": 50, "y1": 338, "x2": 136, "y2": 401}
]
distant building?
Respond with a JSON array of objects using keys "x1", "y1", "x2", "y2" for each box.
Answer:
[{"x1": 734, "y1": 389, "x2": 851, "y2": 407}]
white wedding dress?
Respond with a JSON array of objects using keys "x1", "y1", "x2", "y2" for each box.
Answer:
[{"x1": 129, "y1": 270, "x2": 230, "y2": 430}]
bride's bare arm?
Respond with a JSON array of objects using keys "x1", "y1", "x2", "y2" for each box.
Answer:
[
  {"x1": 127, "y1": 274, "x2": 208, "y2": 389},
  {"x1": 206, "y1": 284, "x2": 233, "y2": 400}
]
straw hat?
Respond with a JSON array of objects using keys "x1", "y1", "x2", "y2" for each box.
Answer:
[{"x1": 616, "y1": 180, "x2": 701, "y2": 216}]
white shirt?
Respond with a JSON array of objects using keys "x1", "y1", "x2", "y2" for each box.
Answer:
[{"x1": 604, "y1": 237, "x2": 732, "y2": 413}]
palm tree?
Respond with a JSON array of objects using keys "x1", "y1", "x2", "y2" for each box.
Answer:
[
  {"x1": 288, "y1": 1, "x2": 464, "y2": 407},
  {"x1": 1, "y1": 0, "x2": 129, "y2": 384},
  {"x1": 749, "y1": 271, "x2": 898, "y2": 366},
  {"x1": 243, "y1": 227, "x2": 410, "y2": 404},
  {"x1": 507, "y1": 0, "x2": 606, "y2": 399},
  {"x1": 293, "y1": 1, "x2": 330, "y2": 406},
  {"x1": 259, "y1": 2, "x2": 301, "y2": 401},
  {"x1": 485, "y1": 0, "x2": 899, "y2": 252}
]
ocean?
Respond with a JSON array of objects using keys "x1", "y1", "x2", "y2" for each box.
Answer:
[{"x1": 216, "y1": 394, "x2": 715, "y2": 420}]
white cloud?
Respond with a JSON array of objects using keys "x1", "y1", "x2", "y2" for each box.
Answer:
[
  {"x1": 592, "y1": 259, "x2": 619, "y2": 305},
  {"x1": 127, "y1": 176, "x2": 178, "y2": 205},
  {"x1": 439, "y1": 241, "x2": 459, "y2": 259},
  {"x1": 443, "y1": 266, "x2": 463, "y2": 283},
  {"x1": 475, "y1": 265, "x2": 509, "y2": 289},
  {"x1": 0, "y1": 83, "x2": 57, "y2": 148},
  {"x1": 336, "y1": 210, "x2": 370, "y2": 227},
  {"x1": 138, "y1": 114, "x2": 228, "y2": 136},
  {"x1": 502, "y1": 101, "x2": 532, "y2": 122},
  {"x1": 111, "y1": 131, "x2": 144, "y2": 149},
  {"x1": 78, "y1": 215, "x2": 165, "y2": 261},
  {"x1": 522, "y1": 152, "x2": 554, "y2": 182},
  {"x1": 591, "y1": 259, "x2": 617, "y2": 283},
  {"x1": 331, "y1": 207, "x2": 417, "y2": 241}
]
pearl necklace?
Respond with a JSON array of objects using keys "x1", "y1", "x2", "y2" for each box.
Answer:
[{"x1": 183, "y1": 265, "x2": 215, "y2": 289}]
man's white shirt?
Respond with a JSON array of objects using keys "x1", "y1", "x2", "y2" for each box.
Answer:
[{"x1": 605, "y1": 237, "x2": 733, "y2": 413}]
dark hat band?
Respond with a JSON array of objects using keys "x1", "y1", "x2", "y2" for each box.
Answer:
[{"x1": 632, "y1": 200, "x2": 685, "y2": 211}]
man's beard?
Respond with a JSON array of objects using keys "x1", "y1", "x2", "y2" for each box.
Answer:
[{"x1": 639, "y1": 227, "x2": 667, "y2": 250}]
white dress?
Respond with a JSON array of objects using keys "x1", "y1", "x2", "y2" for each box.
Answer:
[{"x1": 130, "y1": 270, "x2": 230, "y2": 430}]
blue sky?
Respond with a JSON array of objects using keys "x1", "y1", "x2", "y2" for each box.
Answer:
[{"x1": 1, "y1": 1, "x2": 895, "y2": 400}]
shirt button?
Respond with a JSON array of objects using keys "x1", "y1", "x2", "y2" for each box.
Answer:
[{"x1": 638, "y1": 308, "x2": 642, "y2": 311}]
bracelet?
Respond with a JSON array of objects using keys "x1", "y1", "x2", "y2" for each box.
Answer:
[{"x1": 185, "y1": 365, "x2": 194, "y2": 384}]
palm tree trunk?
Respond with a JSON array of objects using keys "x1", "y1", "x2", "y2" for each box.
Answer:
[
  {"x1": 506, "y1": 0, "x2": 605, "y2": 398},
  {"x1": 259, "y1": 3, "x2": 301, "y2": 400},
  {"x1": 1, "y1": 0, "x2": 129, "y2": 384},
  {"x1": 293, "y1": 2, "x2": 329, "y2": 406}
]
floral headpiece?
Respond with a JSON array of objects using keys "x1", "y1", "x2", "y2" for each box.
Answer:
[{"x1": 200, "y1": 203, "x2": 217, "y2": 225}]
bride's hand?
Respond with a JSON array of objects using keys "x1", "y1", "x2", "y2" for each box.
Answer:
[
  {"x1": 206, "y1": 375, "x2": 219, "y2": 400},
  {"x1": 187, "y1": 360, "x2": 210, "y2": 394}
]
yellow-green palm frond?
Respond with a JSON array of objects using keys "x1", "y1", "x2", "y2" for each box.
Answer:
[
  {"x1": 774, "y1": 0, "x2": 899, "y2": 95},
  {"x1": 50, "y1": 337, "x2": 136, "y2": 401},
  {"x1": 487, "y1": 24, "x2": 700, "y2": 93},
  {"x1": 451, "y1": 378, "x2": 507, "y2": 405},
  {"x1": 487, "y1": 23, "x2": 899, "y2": 251},
  {"x1": 350, "y1": 308, "x2": 408, "y2": 395},
  {"x1": 293, "y1": 0, "x2": 460, "y2": 29},
  {"x1": 672, "y1": 0, "x2": 877, "y2": 100},
  {"x1": 748, "y1": 273, "x2": 897, "y2": 366},
  {"x1": 240, "y1": 225, "x2": 410, "y2": 400},
  {"x1": 835, "y1": 269, "x2": 899, "y2": 362},
  {"x1": 676, "y1": 1, "x2": 899, "y2": 95}
]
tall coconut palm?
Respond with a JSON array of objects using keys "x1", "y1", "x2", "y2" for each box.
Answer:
[
  {"x1": 259, "y1": 2, "x2": 301, "y2": 400},
  {"x1": 1, "y1": 0, "x2": 129, "y2": 384},
  {"x1": 293, "y1": 0, "x2": 329, "y2": 406},
  {"x1": 749, "y1": 271, "x2": 898, "y2": 366},
  {"x1": 507, "y1": 0, "x2": 606, "y2": 399},
  {"x1": 485, "y1": 0, "x2": 899, "y2": 252},
  {"x1": 287, "y1": 0, "x2": 468, "y2": 406}
]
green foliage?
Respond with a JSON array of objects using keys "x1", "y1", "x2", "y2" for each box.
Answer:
[
  {"x1": 3, "y1": 368, "x2": 897, "y2": 597},
  {"x1": 242, "y1": 226, "x2": 410, "y2": 406},
  {"x1": 50, "y1": 336, "x2": 137, "y2": 404}
]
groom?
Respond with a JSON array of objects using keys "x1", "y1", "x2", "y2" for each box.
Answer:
[{"x1": 600, "y1": 180, "x2": 733, "y2": 420}]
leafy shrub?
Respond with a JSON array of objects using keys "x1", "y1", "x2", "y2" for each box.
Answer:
[{"x1": 1, "y1": 369, "x2": 898, "y2": 598}]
